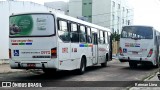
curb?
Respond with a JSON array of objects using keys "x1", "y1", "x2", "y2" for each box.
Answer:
[
  {"x1": 128, "y1": 69, "x2": 159, "y2": 90},
  {"x1": 143, "y1": 69, "x2": 159, "y2": 81},
  {"x1": 0, "y1": 59, "x2": 9, "y2": 65}
]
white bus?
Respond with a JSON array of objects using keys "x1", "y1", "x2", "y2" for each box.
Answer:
[
  {"x1": 9, "y1": 12, "x2": 112, "y2": 74},
  {"x1": 119, "y1": 25, "x2": 160, "y2": 68}
]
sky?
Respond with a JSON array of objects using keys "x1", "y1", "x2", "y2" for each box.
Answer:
[
  {"x1": 129, "y1": 0, "x2": 160, "y2": 30},
  {"x1": 13, "y1": 0, "x2": 160, "y2": 30}
]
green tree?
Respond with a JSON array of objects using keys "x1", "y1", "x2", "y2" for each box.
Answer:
[{"x1": 111, "y1": 32, "x2": 120, "y2": 41}]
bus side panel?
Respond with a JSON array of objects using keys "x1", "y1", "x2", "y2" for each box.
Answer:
[
  {"x1": 58, "y1": 42, "x2": 76, "y2": 70},
  {"x1": 98, "y1": 44, "x2": 107, "y2": 64},
  {"x1": 76, "y1": 43, "x2": 93, "y2": 68},
  {"x1": 70, "y1": 43, "x2": 81, "y2": 68},
  {"x1": 86, "y1": 46, "x2": 94, "y2": 67}
]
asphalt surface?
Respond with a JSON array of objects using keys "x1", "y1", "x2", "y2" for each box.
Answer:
[{"x1": 0, "y1": 59, "x2": 159, "y2": 90}]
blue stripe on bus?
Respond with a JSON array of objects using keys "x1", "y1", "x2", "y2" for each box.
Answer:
[
  {"x1": 135, "y1": 46, "x2": 140, "y2": 47},
  {"x1": 79, "y1": 44, "x2": 85, "y2": 47},
  {"x1": 26, "y1": 43, "x2": 32, "y2": 45}
]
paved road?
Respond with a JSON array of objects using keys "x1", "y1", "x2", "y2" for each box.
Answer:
[{"x1": 0, "y1": 59, "x2": 158, "y2": 90}]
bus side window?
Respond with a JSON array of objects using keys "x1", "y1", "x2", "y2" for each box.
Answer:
[
  {"x1": 98, "y1": 30, "x2": 100, "y2": 44},
  {"x1": 70, "y1": 23, "x2": 79, "y2": 42},
  {"x1": 154, "y1": 31, "x2": 158, "y2": 45},
  {"x1": 79, "y1": 25, "x2": 87, "y2": 43},
  {"x1": 99, "y1": 30, "x2": 104, "y2": 44},
  {"x1": 103, "y1": 31, "x2": 105, "y2": 44},
  {"x1": 91, "y1": 28, "x2": 98, "y2": 45},
  {"x1": 105, "y1": 32, "x2": 109, "y2": 44},
  {"x1": 58, "y1": 20, "x2": 70, "y2": 42},
  {"x1": 107, "y1": 32, "x2": 112, "y2": 59},
  {"x1": 87, "y1": 27, "x2": 92, "y2": 43}
]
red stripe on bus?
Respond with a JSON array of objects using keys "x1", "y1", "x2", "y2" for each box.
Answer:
[{"x1": 12, "y1": 43, "x2": 18, "y2": 45}]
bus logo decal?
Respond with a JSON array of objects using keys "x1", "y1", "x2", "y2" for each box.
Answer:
[{"x1": 14, "y1": 50, "x2": 19, "y2": 56}]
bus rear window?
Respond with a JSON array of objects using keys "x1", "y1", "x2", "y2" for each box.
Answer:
[
  {"x1": 9, "y1": 14, "x2": 55, "y2": 36},
  {"x1": 121, "y1": 26, "x2": 153, "y2": 39}
]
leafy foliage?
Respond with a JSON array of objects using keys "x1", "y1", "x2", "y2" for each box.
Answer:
[{"x1": 111, "y1": 32, "x2": 120, "y2": 41}]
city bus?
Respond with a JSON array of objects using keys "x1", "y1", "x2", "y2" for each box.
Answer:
[
  {"x1": 9, "y1": 12, "x2": 112, "y2": 74},
  {"x1": 118, "y1": 25, "x2": 160, "y2": 68}
]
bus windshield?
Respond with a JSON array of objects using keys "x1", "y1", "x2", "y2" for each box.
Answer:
[
  {"x1": 121, "y1": 26, "x2": 153, "y2": 39},
  {"x1": 9, "y1": 14, "x2": 55, "y2": 36}
]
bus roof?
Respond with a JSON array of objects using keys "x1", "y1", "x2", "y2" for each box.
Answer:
[
  {"x1": 56, "y1": 13, "x2": 111, "y2": 33},
  {"x1": 122, "y1": 25, "x2": 153, "y2": 28},
  {"x1": 11, "y1": 12, "x2": 111, "y2": 33}
]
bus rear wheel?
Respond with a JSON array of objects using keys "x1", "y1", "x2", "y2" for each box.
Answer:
[
  {"x1": 155, "y1": 57, "x2": 160, "y2": 68},
  {"x1": 101, "y1": 55, "x2": 108, "y2": 67},
  {"x1": 129, "y1": 62, "x2": 137, "y2": 68},
  {"x1": 43, "y1": 69, "x2": 56, "y2": 74},
  {"x1": 101, "y1": 61, "x2": 107, "y2": 67},
  {"x1": 77, "y1": 57, "x2": 86, "y2": 75}
]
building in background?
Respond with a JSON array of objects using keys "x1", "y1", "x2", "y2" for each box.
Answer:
[
  {"x1": 44, "y1": 1, "x2": 69, "y2": 15},
  {"x1": 68, "y1": 0, "x2": 82, "y2": 19},
  {"x1": 68, "y1": 0, "x2": 133, "y2": 34},
  {"x1": 0, "y1": 1, "x2": 64, "y2": 59}
]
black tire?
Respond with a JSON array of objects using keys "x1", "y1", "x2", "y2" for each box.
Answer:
[
  {"x1": 119, "y1": 59, "x2": 126, "y2": 62},
  {"x1": 101, "y1": 62, "x2": 107, "y2": 67},
  {"x1": 154, "y1": 64, "x2": 159, "y2": 68},
  {"x1": 129, "y1": 62, "x2": 137, "y2": 68},
  {"x1": 155, "y1": 57, "x2": 160, "y2": 68},
  {"x1": 157, "y1": 74, "x2": 160, "y2": 80},
  {"x1": 43, "y1": 69, "x2": 56, "y2": 74},
  {"x1": 77, "y1": 57, "x2": 86, "y2": 75},
  {"x1": 101, "y1": 55, "x2": 108, "y2": 67}
]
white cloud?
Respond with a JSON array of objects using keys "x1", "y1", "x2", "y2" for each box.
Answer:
[{"x1": 129, "y1": 0, "x2": 160, "y2": 30}]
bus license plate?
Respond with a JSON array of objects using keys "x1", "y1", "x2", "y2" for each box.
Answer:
[{"x1": 27, "y1": 63, "x2": 36, "y2": 68}]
